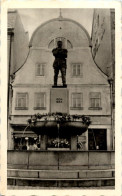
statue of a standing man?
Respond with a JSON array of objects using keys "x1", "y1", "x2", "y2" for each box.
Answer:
[{"x1": 52, "y1": 41, "x2": 68, "y2": 87}]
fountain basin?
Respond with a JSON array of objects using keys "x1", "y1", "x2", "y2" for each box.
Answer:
[{"x1": 30, "y1": 121, "x2": 88, "y2": 136}]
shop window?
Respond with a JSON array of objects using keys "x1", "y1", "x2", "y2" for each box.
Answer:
[
  {"x1": 35, "y1": 63, "x2": 45, "y2": 76},
  {"x1": 88, "y1": 129, "x2": 107, "y2": 150},
  {"x1": 34, "y1": 92, "x2": 46, "y2": 110},
  {"x1": 89, "y1": 92, "x2": 102, "y2": 110},
  {"x1": 77, "y1": 136, "x2": 86, "y2": 150},
  {"x1": 14, "y1": 136, "x2": 40, "y2": 150},
  {"x1": 70, "y1": 93, "x2": 83, "y2": 110},
  {"x1": 15, "y1": 93, "x2": 28, "y2": 110},
  {"x1": 72, "y1": 63, "x2": 83, "y2": 77},
  {"x1": 47, "y1": 136, "x2": 71, "y2": 149}
]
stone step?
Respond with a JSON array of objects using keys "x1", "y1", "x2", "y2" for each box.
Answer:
[
  {"x1": 7, "y1": 176, "x2": 115, "y2": 187},
  {"x1": 8, "y1": 169, "x2": 115, "y2": 179}
]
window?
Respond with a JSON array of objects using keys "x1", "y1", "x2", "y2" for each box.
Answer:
[
  {"x1": 71, "y1": 93, "x2": 83, "y2": 109},
  {"x1": 48, "y1": 37, "x2": 73, "y2": 49},
  {"x1": 14, "y1": 135, "x2": 40, "y2": 150},
  {"x1": 15, "y1": 93, "x2": 28, "y2": 110},
  {"x1": 47, "y1": 136, "x2": 71, "y2": 149},
  {"x1": 34, "y1": 93, "x2": 46, "y2": 110},
  {"x1": 67, "y1": 40, "x2": 73, "y2": 49},
  {"x1": 72, "y1": 63, "x2": 83, "y2": 77},
  {"x1": 35, "y1": 63, "x2": 45, "y2": 76},
  {"x1": 88, "y1": 129, "x2": 107, "y2": 150},
  {"x1": 89, "y1": 92, "x2": 102, "y2": 110}
]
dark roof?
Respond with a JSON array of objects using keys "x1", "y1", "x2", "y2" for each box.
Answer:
[{"x1": 8, "y1": 10, "x2": 17, "y2": 29}]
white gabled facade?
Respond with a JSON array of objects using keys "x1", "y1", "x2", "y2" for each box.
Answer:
[{"x1": 8, "y1": 16, "x2": 112, "y2": 151}]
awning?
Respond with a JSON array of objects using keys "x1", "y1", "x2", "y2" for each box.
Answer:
[{"x1": 13, "y1": 131, "x2": 37, "y2": 138}]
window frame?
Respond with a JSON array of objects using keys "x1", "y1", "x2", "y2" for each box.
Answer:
[
  {"x1": 71, "y1": 63, "x2": 83, "y2": 77},
  {"x1": 34, "y1": 92, "x2": 46, "y2": 110},
  {"x1": 70, "y1": 92, "x2": 83, "y2": 110},
  {"x1": 15, "y1": 92, "x2": 28, "y2": 110},
  {"x1": 89, "y1": 92, "x2": 102, "y2": 110},
  {"x1": 48, "y1": 37, "x2": 73, "y2": 49},
  {"x1": 35, "y1": 63, "x2": 46, "y2": 77}
]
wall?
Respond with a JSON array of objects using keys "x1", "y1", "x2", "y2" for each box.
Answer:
[
  {"x1": 11, "y1": 85, "x2": 110, "y2": 117},
  {"x1": 8, "y1": 150, "x2": 115, "y2": 170},
  {"x1": 12, "y1": 45, "x2": 110, "y2": 117},
  {"x1": 29, "y1": 19, "x2": 90, "y2": 47}
]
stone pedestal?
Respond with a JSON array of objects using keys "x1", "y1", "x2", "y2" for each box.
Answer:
[
  {"x1": 71, "y1": 135, "x2": 77, "y2": 150},
  {"x1": 50, "y1": 88, "x2": 68, "y2": 113},
  {"x1": 40, "y1": 135, "x2": 47, "y2": 150}
]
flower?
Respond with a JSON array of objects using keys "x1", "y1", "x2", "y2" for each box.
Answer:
[{"x1": 28, "y1": 113, "x2": 91, "y2": 126}]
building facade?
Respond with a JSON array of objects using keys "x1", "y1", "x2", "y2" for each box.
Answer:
[
  {"x1": 8, "y1": 13, "x2": 113, "y2": 152},
  {"x1": 8, "y1": 10, "x2": 29, "y2": 149},
  {"x1": 91, "y1": 8, "x2": 115, "y2": 149}
]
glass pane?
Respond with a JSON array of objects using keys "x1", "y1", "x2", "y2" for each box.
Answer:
[
  {"x1": 17, "y1": 94, "x2": 27, "y2": 107},
  {"x1": 22, "y1": 98, "x2": 26, "y2": 107},
  {"x1": 72, "y1": 98, "x2": 76, "y2": 107},
  {"x1": 36, "y1": 98, "x2": 41, "y2": 107},
  {"x1": 18, "y1": 98, "x2": 22, "y2": 107},
  {"x1": 77, "y1": 98, "x2": 81, "y2": 107},
  {"x1": 95, "y1": 99, "x2": 100, "y2": 107},
  {"x1": 91, "y1": 98, "x2": 95, "y2": 107},
  {"x1": 36, "y1": 64, "x2": 45, "y2": 76},
  {"x1": 40, "y1": 100, "x2": 44, "y2": 107},
  {"x1": 35, "y1": 93, "x2": 45, "y2": 107},
  {"x1": 36, "y1": 65, "x2": 40, "y2": 75},
  {"x1": 42, "y1": 65, "x2": 44, "y2": 75},
  {"x1": 48, "y1": 40, "x2": 54, "y2": 49},
  {"x1": 67, "y1": 40, "x2": 72, "y2": 49},
  {"x1": 77, "y1": 64, "x2": 80, "y2": 76},
  {"x1": 72, "y1": 65, "x2": 76, "y2": 75}
]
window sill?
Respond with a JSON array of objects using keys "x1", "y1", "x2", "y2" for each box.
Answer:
[
  {"x1": 34, "y1": 107, "x2": 46, "y2": 110},
  {"x1": 47, "y1": 148, "x2": 70, "y2": 151},
  {"x1": 71, "y1": 75, "x2": 83, "y2": 78},
  {"x1": 35, "y1": 75, "x2": 45, "y2": 77},
  {"x1": 88, "y1": 107, "x2": 102, "y2": 110},
  {"x1": 70, "y1": 107, "x2": 83, "y2": 110},
  {"x1": 15, "y1": 107, "x2": 28, "y2": 110}
]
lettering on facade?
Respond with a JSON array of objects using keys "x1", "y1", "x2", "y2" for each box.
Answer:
[{"x1": 56, "y1": 98, "x2": 63, "y2": 103}]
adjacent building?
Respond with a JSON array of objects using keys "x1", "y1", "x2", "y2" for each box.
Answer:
[
  {"x1": 8, "y1": 9, "x2": 29, "y2": 149},
  {"x1": 91, "y1": 8, "x2": 115, "y2": 149}
]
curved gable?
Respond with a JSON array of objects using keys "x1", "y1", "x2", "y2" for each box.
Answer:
[{"x1": 29, "y1": 18, "x2": 91, "y2": 48}]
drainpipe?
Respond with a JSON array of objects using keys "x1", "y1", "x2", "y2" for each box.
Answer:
[
  {"x1": 8, "y1": 31, "x2": 14, "y2": 117},
  {"x1": 8, "y1": 30, "x2": 14, "y2": 149},
  {"x1": 108, "y1": 78, "x2": 114, "y2": 150}
]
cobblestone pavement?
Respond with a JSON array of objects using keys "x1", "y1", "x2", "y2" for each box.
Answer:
[{"x1": 8, "y1": 186, "x2": 115, "y2": 190}]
